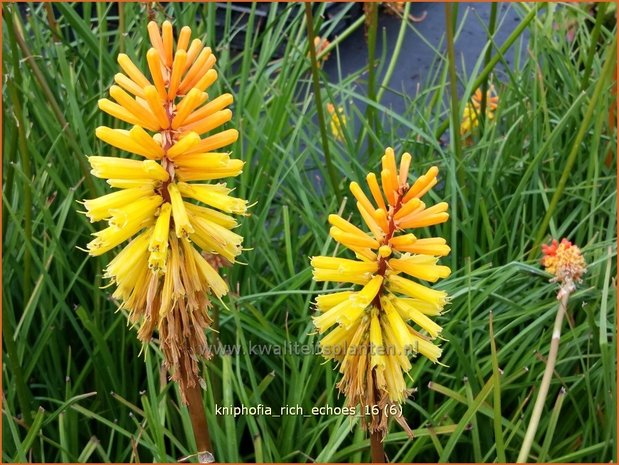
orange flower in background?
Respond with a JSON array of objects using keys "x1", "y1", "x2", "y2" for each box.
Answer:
[
  {"x1": 460, "y1": 85, "x2": 499, "y2": 136},
  {"x1": 81, "y1": 21, "x2": 246, "y2": 399},
  {"x1": 313, "y1": 36, "x2": 331, "y2": 65},
  {"x1": 327, "y1": 103, "x2": 346, "y2": 141},
  {"x1": 541, "y1": 238, "x2": 587, "y2": 298},
  {"x1": 311, "y1": 147, "x2": 450, "y2": 436}
]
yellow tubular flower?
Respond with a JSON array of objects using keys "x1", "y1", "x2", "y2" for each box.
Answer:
[
  {"x1": 460, "y1": 85, "x2": 499, "y2": 137},
  {"x1": 80, "y1": 20, "x2": 247, "y2": 400},
  {"x1": 327, "y1": 103, "x2": 347, "y2": 141},
  {"x1": 311, "y1": 148, "x2": 451, "y2": 437}
]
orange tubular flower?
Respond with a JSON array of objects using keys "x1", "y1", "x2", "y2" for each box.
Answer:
[
  {"x1": 541, "y1": 238, "x2": 587, "y2": 298},
  {"x1": 311, "y1": 36, "x2": 331, "y2": 65},
  {"x1": 81, "y1": 21, "x2": 246, "y2": 399},
  {"x1": 311, "y1": 148, "x2": 451, "y2": 436}
]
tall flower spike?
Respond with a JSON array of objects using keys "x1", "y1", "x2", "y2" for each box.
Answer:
[
  {"x1": 311, "y1": 148, "x2": 451, "y2": 437},
  {"x1": 81, "y1": 21, "x2": 247, "y2": 400}
]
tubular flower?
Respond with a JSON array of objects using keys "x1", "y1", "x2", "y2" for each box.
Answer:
[
  {"x1": 327, "y1": 103, "x2": 347, "y2": 141},
  {"x1": 460, "y1": 86, "x2": 499, "y2": 136},
  {"x1": 541, "y1": 238, "x2": 587, "y2": 298},
  {"x1": 311, "y1": 148, "x2": 450, "y2": 436},
  {"x1": 81, "y1": 21, "x2": 246, "y2": 399},
  {"x1": 312, "y1": 36, "x2": 331, "y2": 65}
]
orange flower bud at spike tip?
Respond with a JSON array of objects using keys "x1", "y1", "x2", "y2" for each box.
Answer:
[{"x1": 541, "y1": 238, "x2": 587, "y2": 297}]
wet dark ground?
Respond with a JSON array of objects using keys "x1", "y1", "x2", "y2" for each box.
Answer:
[{"x1": 322, "y1": 2, "x2": 528, "y2": 115}]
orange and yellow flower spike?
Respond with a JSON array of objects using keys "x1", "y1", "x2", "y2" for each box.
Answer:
[
  {"x1": 311, "y1": 148, "x2": 451, "y2": 437},
  {"x1": 327, "y1": 103, "x2": 347, "y2": 142},
  {"x1": 460, "y1": 85, "x2": 499, "y2": 136},
  {"x1": 81, "y1": 21, "x2": 246, "y2": 399}
]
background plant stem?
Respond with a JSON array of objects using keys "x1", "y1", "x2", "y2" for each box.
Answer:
[
  {"x1": 118, "y1": 2, "x2": 125, "y2": 53},
  {"x1": 365, "y1": 3, "x2": 379, "y2": 158},
  {"x1": 5, "y1": 8, "x2": 32, "y2": 304},
  {"x1": 517, "y1": 291, "x2": 570, "y2": 463},
  {"x1": 580, "y1": 2, "x2": 608, "y2": 91},
  {"x1": 375, "y1": 3, "x2": 410, "y2": 105},
  {"x1": 445, "y1": 3, "x2": 463, "y2": 190},
  {"x1": 489, "y1": 312, "x2": 506, "y2": 462},
  {"x1": 480, "y1": 2, "x2": 498, "y2": 130},
  {"x1": 304, "y1": 3, "x2": 341, "y2": 202}
]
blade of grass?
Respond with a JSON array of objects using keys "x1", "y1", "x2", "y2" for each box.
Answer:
[
  {"x1": 5, "y1": 8, "x2": 32, "y2": 302},
  {"x1": 304, "y1": 3, "x2": 341, "y2": 202},
  {"x1": 5, "y1": 6, "x2": 98, "y2": 198},
  {"x1": 580, "y1": 1, "x2": 609, "y2": 90},
  {"x1": 438, "y1": 374, "x2": 495, "y2": 462},
  {"x1": 489, "y1": 311, "x2": 506, "y2": 462},
  {"x1": 538, "y1": 386, "x2": 566, "y2": 462},
  {"x1": 529, "y1": 36, "x2": 617, "y2": 258}
]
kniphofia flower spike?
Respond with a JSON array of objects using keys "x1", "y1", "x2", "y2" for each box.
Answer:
[
  {"x1": 311, "y1": 148, "x2": 450, "y2": 436},
  {"x1": 327, "y1": 103, "x2": 346, "y2": 142},
  {"x1": 541, "y1": 238, "x2": 587, "y2": 298},
  {"x1": 81, "y1": 21, "x2": 246, "y2": 399},
  {"x1": 460, "y1": 86, "x2": 499, "y2": 136}
]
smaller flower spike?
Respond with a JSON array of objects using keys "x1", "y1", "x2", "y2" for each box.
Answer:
[
  {"x1": 81, "y1": 21, "x2": 246, "y2": 400},
  {"x1": 460, "y1": 85, "x2": 499, "y2": 136},
  {"x1": 311, "y1": 148, "x2": 451, "y2": 437},
  {"x1": 541, "y1": 238, "x2": 587, "y2": 298},
  {"x1": 326, "y1": 103, "x2": 346, "y2": 141}
]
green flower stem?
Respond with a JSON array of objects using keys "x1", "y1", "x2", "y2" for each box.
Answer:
[
  {"x1": 489, "y1": 311, "x2": 506, "y2": 462},
  {"x1": 211, "y1": 303, "x2": 222, "y2": 418},
  {"x1": 480, "y1": 2, "x2": 498, "y2": 129},
  {"x1": 376, "y1": 3, "x2": 410, "y2": 105},
  {"x1": 517, "y1": 291, "x2": 569, "y2": 463},
  {"x1": 365, "y1": 3, "x2": 379, "y2": 157},
  {"x1": 445, "y1": 3, "x2": 463, "y2": 189},
  {"x1": 355, "y1": 2, "x2": 409, "y2": 161},
  {"x1": 118, "y1": 2, "x2": 125, "y2": 53},
  {"x1": 304, "y1": 3, "x2": 341, "y2": 202},
  {"x1": 317, "y1": 15, "x2": 366, "y2": 63},
  {"x1": 5, "y1": 8, "x2": 32, "y2": 305}
]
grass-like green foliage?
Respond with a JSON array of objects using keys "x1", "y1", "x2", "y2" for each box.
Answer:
[{"x1": 3, "y1": 2, "x2": 616, "y2": 462}]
